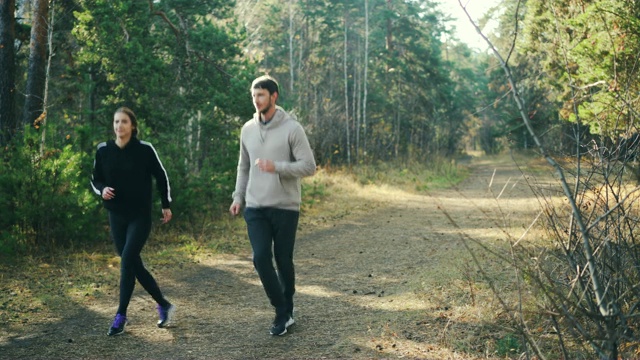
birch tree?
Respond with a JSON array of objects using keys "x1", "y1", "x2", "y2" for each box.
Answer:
[
  {"x1": 343, "y1": 9, "x2": 351, "y2": 166},
  {"x1": 362, "y1": 0, "x2": 369, "y2": 160}
]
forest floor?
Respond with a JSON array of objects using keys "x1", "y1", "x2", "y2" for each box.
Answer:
[{"x1": 0, "y1": 153, "x2": 558, "y2": 359}]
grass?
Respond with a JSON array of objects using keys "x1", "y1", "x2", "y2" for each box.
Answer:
[{"x1": 347, "y1": 157, "x2": 469, "y2": 192}]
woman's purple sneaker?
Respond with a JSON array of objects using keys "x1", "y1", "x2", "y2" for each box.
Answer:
[
  {"x1": 157, "y1": 303, "x2": 175, "y2": 328},
  {"x1": 107, "y1": 313, "x2": 127, "y2": 336}
]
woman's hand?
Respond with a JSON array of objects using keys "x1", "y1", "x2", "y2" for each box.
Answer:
[{"x1": 102, "y1": 187, "x2": 115, "y2": 200}]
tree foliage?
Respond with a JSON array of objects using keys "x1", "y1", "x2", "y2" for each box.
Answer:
[
  {"x1": 516, "y1": 0, "x2": 640, "y2": 143},
  {"x1": 1, "y1": 0, "x2": 254, "y2": 249},
  {"x1": 237, "y1": 0, "x2": 476, "y2": 163}
]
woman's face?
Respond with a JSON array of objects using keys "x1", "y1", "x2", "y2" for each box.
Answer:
[{"x1": 113, "y1": 111, "x2": 134, "y2": 140}]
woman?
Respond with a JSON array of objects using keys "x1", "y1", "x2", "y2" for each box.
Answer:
[{"x1": 91, "y1": 107, "x2": 175, "y2": 336}]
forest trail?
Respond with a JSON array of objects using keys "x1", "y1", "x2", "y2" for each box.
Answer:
[{"x1": 1, "y1": 155, "x2": 550, "y2": 359}]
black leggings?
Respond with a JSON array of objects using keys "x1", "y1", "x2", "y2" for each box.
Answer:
[{"x1": 108, "y1": 211, "x2": 169, "y2": 316}]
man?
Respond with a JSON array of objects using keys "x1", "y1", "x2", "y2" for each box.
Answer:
[{"x1": 229, "y1": 75, "x2": 316, "y2": 336}]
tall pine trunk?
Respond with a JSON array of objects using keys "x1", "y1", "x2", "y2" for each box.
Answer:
[
  {"x1": 0, "y1": 0, "x2": 16, "y2": 145},
  {"x1": 22, "y1": 0, "x2": 48, "y2": 129}
]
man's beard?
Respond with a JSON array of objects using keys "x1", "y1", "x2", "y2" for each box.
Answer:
[{"x1": 260, "y1": 103, "x2": 272, "y2": 115}]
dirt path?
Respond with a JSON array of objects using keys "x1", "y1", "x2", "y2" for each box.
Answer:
[{"x1": 1, "y1": 156, "x2": 548, "y2": 359}]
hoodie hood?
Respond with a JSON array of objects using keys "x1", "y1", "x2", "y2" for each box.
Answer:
[{"x1": 253, "y1": 105, "x2": 289, "y2": 128}]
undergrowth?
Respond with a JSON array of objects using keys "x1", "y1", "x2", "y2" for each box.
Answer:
[{"x1": 327, "y1": 157, "x2": 469, "y2": 192}]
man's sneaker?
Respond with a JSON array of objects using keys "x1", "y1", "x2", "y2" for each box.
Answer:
[
  {"x1": 157, "y1": 303, "x2": 175, "y2": 328},
  {"x1": 270, "y1": 314, "x2": 295, "y2": 336},
  {"x1": 107, "y1": 313, "x2": 127, "y2": 336}
]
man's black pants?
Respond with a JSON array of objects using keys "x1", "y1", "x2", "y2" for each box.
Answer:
[{"x1": 244, "y1": 207, "x2": 299, "y2": 315}]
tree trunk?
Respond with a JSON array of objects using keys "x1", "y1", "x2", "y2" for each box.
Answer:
[
  {"x1": 288, "y1": 0, "x2": 294, "y2": 93},
  {"x1": 40, "y1": 0, "x2": 55, "y2": 155},
  {"x1": 22, "y1": 0, "x2": 48, "y2": 128},
  {"x1": 0, "y1": 0, "x2": 17, "y2": 145},
  {"x1": 343, "y1": 12, "x2": 351, "y2": 166},
  {"x1": 355, "y1": 48, "x2": 361, "y2": 162},
  {"x1": 362, "y1": 0, "x2": 369, "y2": 160},
  {"x1": 395, "y1": 107, "x2": 399, "y2": 159}
]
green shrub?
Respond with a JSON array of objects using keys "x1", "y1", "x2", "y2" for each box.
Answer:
[
  {"x1": 0, "y1": 130, "x2": 103, "y2": 254},
  {"x1": 495, "y1": 334, "x2": 521, "y2": 357},
  {"x1": 302, "y1": 179, "x2": 327, "y2": 208}
]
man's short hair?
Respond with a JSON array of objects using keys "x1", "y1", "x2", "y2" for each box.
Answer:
[{"x1": 251, "y1": 75, "x2": 279, "y2": 95}]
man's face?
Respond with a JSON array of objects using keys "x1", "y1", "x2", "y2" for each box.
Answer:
[{"x1": 252, "y1": 88, "x2": 276, "y2": 115}]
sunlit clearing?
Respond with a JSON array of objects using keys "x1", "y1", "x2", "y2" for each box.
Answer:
[
  {"x1": 296, "y1": 284, "x2": 344, "y2": 298},
  {"x1": 310, "y1": 168, "x2": 421, "y2": 204},
  {"x1": 360, "y1": 295, "x2": 430, "y2": 312}
]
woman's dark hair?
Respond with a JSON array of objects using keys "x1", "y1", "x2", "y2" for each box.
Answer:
[
  {"x1": 251, "y1": 75, "x2": 279, "y2": 96},
  {"x1": 115, "y1": 107, "x2": 138, "y2": 137}
]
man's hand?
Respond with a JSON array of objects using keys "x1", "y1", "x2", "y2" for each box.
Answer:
[
  {"x1": 229, "y1": 202, "x2": 242, "y2": 216},
  {"x1": 161, "y1": 208, "x2": 172, "y2": 223},
  {"x1": 254, "y1": 158, "x2": 275, "y2": 173}
]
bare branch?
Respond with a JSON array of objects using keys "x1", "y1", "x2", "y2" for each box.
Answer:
[
  {"x1": 460, "y1": 0, "x2": 615, "y2": 320},
  {"x1": 147, "y1": 0, "x2": 180, "y2": 39},
  {"x1": 586, "y1": 185, "x2": 640, "y2": 232},
  {"x1": 570, "y1": 80, "x2": 607, "y2": 91}
]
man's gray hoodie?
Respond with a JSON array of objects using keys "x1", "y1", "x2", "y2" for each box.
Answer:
[{"x1": 232, "y1": 106, "x2": 316, "y2": 211}]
